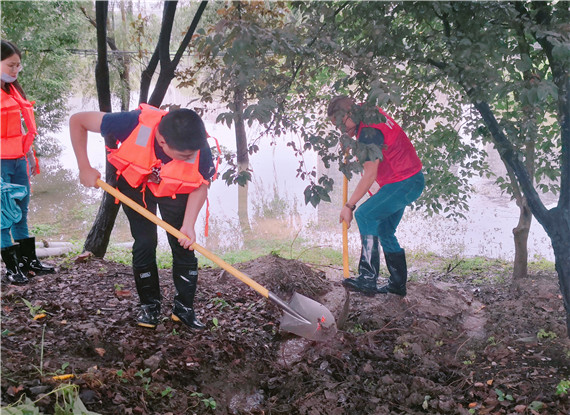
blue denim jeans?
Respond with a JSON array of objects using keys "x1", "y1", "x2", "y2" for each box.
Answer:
[
  {"x1": 1, "y1": 157, "x2": 31, "y2": 248},
  {"x1": 354, "y1": 171, "x2": 424, "y2": 253}
]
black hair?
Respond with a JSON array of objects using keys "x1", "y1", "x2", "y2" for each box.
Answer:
[
  {"x1": 157, "y1": 108, "x2": 206, "y2": 151},
  {"x1": 1, "y1": 39, "x2": 26, "y2": 98},
  {"x1": 1, "y1": 39, "x2": 21, "y2": 61}
]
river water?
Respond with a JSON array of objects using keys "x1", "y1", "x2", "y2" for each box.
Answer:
[{"x1": 26, "y1": 96, "x2": 556, "y2": 263}]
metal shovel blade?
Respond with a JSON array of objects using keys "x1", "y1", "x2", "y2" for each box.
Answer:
[{"x1": 276, "y1": 292, "x2": 337, "y2": 341}]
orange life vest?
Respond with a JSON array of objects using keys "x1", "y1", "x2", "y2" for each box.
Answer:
[
  {"x1": 1, "y1": 85, "x2": 37, "y2": 160},
  {"x1": 107, "y1": 104, "x2": 210, "y2": 198}
]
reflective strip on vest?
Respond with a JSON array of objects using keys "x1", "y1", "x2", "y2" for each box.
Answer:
[{"x1": 136, "y1": 125, "x2": 152, "y2": 147}]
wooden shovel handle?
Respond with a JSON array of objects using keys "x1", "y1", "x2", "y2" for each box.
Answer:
[
  {"x1": 96, "y1": 179, "x2": 270, "y2": 298},
  {"x1": 342, "y1": 176, "x2": 349, "y2": 278}
]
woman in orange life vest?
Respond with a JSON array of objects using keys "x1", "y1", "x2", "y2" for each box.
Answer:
[
  {"x1": 328, "y1": 95, "x2": 424, "y2": 296},
  {"x1": 69, "y1": 105, "x2": 216, "y2": 330},
  {"x1": 1, "y1": 40, "x2": 55, "y2": 285}
]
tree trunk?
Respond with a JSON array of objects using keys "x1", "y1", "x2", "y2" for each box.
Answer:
[
  {"x1": 83, "y1": 1, "x2": 116, "y2": 257},
  {"x1": 546, "y1": 212, "x2": 570, "y2": 337},
  {"x1": 94, "y1": 1, "x2": 111, "y2": 112},
  {"x1": 118, "y1": 0, "x2": 132, "y2": 111},
  {"x1": 83, "y1": 139, "x2": 120, "y2": 257},
  {"x1": 234, "y1": 87, "x2": 250, "y2": 232},
  {"x1": 512, "y1": 196, "x2": 532, "y2": 281},
  {"x1": 147, "y1": 1, "x2": 208, "y2": 107}
]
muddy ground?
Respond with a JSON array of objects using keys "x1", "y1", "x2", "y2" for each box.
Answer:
[{"x1": 1, "y1": 253, "x2": 569, "y2": 414}]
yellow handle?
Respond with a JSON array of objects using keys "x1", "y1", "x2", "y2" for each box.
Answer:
[
  {"x1": 342, "y1": 176, "x2": 349, "y2": 278},
  {"x1": 96, "y1": 179, "x2": 270, "y2": 298}
]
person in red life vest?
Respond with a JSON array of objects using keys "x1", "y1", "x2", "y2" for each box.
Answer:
[
  {"x1": 1, "y1": 40, "x2": 55, "y2": 285},
  {"x1": 70, "y1": 104, "x2": 217, "y2": 330},
  {"x1": 328, "y1": 96, "x2": 424, "y2": 296}
]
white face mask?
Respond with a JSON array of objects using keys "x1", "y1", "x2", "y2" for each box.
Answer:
[{"x1": 1, "y1": 72, "x2": 17, "y2": 83}]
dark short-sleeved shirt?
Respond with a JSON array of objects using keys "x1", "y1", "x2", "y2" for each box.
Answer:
[
  {"x1": 357, "y1": 126, "x2": 384, "y2": 162},
  {"x1": 101, "y1": 110, "x2": 216, "y2": 180}
]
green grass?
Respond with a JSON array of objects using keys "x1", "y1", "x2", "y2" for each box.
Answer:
[
  {"x1": 52, "y1": 235, "x2": 556, "y2": 287},
  {"x1": 528, "y1": 256, "x2": 556, "y2": 273},
  {"x1": 104, "y1": 245, "x2": 173, "y2": 269},
  {"x1": 30, "y1": 223, "x2": 60, "y2": 238}
]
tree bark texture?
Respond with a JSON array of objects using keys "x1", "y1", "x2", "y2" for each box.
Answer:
[
  {"x1": 83, "y1": 1, "x2": 117, "y2": 257},
  {"x1": 234, "y1": 87, "x2": 250, "y2": 232},
  {"x1": 512, "y1": 198, "x2": 532, "y2": 281},
  {"x1": 80, "y1": 3, "x2": 132, "y2": 111},
  {"x1": 94, "y1": 1, "x2": 111, "y2": 113},
  {"x1": 140, "y1": 1, "x2": 208, "y2": 107}
]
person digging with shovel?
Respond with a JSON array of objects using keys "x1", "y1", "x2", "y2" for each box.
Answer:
[
  {"x1": 328, "y1": 95, "x2": 424, "y2": 296},
  {"x1": 69, "y1": 104, "x2": 216, "y2": 330}
]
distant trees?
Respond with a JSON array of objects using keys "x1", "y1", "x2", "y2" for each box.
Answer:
[{"x1": 0, "y1": 1, "x2": 82, "y2": 155}]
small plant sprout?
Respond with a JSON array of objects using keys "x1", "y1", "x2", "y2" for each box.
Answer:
[
  {"x1": 21, "y1": 297, "x2": 46, "y2": 319},
  {"x1": 135, "y1": 368, "x2": 150, "y2": 379},
  {"x1": 202, "y1": 397, "x2": 217, "y2": 410},
  {"x1": 161, "y1": 386, "x2": 174, "y2": 398},
  {"x1": 210, "y1": 297, "x2": 231, "y2": 311},
  {"x1": 190, "y1": 392, "x2": 217, "y2": 410},
  {"x1": 556, "y1": 379, "x2": 570, "y2": 396},
  {"x1": 211, "y1": 317, "x2": 220, "y2": 331},
  {"x1": 494, "y1": 388, "x2": 514, "y2": 402},
  {"x1": 53, "y1": 362, "x2": 70, "y2": 375},
  {"x1": 114, "y1": 283, "x2": 124, "y2": 291},
  {"x1": 349, "y1": 323, "x2": 365, "y2": 334},
  {"x1": 528, "y1": 401, "x2": 545, "y2": 411},
  {"x1": 537, "y1": 329, "x2": 557, "y2": 340}
]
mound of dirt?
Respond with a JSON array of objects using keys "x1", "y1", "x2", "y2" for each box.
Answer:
[{"x1": 1, "y1": 254, "x2": 569, "y2": 414}]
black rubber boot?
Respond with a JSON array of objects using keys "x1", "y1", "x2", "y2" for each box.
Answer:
[
  {"x1": 377, "y1": 250, "x2": 407, "y2": 296},
  {"x1": 134, "y1": 265, "x2": 162, "y2": 328},
  {"x1": 342, "y1": 235, "x2": 380, "y2": 296},
  {"x1": 15, "y1": 237, "x2": 55, "y2": 275},
  {"x1": 171, "y1": 264, "x2": 206, "y2": 329},
  {"x1": 1, "y1": 245, "x2": 29, "y2": 285}
]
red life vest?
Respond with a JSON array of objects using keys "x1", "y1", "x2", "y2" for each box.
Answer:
[
  {"x1": 357, "y1": 107, "x2": 422, "y2": 187},
  {"x1": 107, "y1": 104, "x2": 210, "y2": 198},
  {"x1": 1, "y1": 85, "x2": 37, "y2": 160}
]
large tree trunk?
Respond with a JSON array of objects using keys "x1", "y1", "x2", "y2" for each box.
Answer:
[
  {"x1": 548, "y1": 211, "x2": 570, "y2": 335},
  {"x1": 83, "y1": 1, "x2": 117, "y2": 257},
  {"x1": 94, "y1": 1, "x2": 111, "y2": 113},
  {"x1": 234, "y1": 87, "x2": 250, "y2": 233},
  {"x1": 83, "y1": 139, "x2": 120, "y2": 257}
]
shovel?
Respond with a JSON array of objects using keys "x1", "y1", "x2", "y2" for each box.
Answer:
[
  {"x1": 336, "y1": 175, "x2": 351, "y2": 330},
  {"x1": 342, "y1": 176, "x2": 350, "y2": 279},
  {"x1": 96, "y1": 179, "x2": 337, "y2": 341}
]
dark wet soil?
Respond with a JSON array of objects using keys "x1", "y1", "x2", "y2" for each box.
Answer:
[{"x1": 1, "y1": 253, "x2": 569, "y2": 414}]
